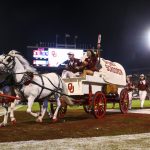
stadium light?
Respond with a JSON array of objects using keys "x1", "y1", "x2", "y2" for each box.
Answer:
[{"x1": 147, "y1": 30, "x2": 150, "y2": 48}]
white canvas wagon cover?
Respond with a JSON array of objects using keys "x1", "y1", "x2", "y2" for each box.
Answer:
[
  {"x1": 63, "y1": 57, "x2": 126, "y2": 95},
  {"x1": 98, "y1": 58, "x2": 126, "y2": 86}
]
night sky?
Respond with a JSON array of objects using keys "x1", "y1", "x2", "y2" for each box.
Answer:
[{"x1": 0, "y1": 0, "x2": 150, "y2": 73}]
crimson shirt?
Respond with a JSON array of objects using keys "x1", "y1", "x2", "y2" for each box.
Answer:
[
  {"x1": 84, "y1": 57, "x2": 98, "y2": 71},
  {"x1": 138, "y1": 80, "x2": 149, "y2": 91},
  {"x1": 126, "y1": 81, "x2": 134, "y2": 92}
]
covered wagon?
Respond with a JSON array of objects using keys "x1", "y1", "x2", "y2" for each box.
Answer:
[{"x1": 62, "y1": 58, "x2": 128, "y2": 119}]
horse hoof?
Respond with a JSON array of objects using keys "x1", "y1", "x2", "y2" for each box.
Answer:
[
  {"x1": 36, "y1": 118, "x2": 42, "y2": 123},
  {"x1": 11, "y1": 119, "x2": 16, "y2": 125},
  {"x1": 0, "y1": 124, "x2": 5, "y2": 128},
  {"x1": 52, "y1": 118, "x2": 58, "y2": 123},
  {"x1": 36, "y1": 112, "x2": 41, "y2": 117},
  {"x1": 49, "y1": 115, "x2": 53, "y2": 119}
]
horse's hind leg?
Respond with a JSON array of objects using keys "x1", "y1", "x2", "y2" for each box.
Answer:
[
  {"x1": 36, "y1": 100, "x2": 48, "y2": 122},
  {"x1": 52, "y1": 94, "x2": 61, "y2": 122}
]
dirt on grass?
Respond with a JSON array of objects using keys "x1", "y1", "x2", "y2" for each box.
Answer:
[{"x1": 0, "y1": 109, "x2": 150, "y2": 142}]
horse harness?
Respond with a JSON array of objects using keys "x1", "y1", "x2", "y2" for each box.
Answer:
[{"x1": 15, "y1": 72, "x2": 64, "y2": 101}]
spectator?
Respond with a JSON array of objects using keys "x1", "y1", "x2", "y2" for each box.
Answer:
[
  {"x1": 138, "y1": 74, "x2": 149, "y2": 109},
  {"x1": 126, "y1": 75, "x2": 135, "y2": 110},
  {"x1": 0, "y1": 74, "x2": 15, "y2": 95}
]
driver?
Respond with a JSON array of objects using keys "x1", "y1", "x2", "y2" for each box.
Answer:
[{"x1": 61, "y1": 52, "x2": 82, "y2": 78}]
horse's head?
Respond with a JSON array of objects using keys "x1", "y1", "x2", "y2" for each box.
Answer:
[{"x1": 0, "y1": 53, "x2": 15, "y2": 73}]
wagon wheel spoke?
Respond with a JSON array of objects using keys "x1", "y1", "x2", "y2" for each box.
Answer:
[
  {"x1": 93, "y1": 92, "x2": 106, "y2": 119},
  {"x1": 83, "y1": 105, "x2": 92, "y2": 113},
  {"x1": 58, "y1": 104, "x2": 67, "y2": 119},
  {"x1": 50, "y1": 98, "x2": 67, "y2": 119},
  {"x1": 119, "y1": 89, "x2": 129, "y2": 114}
]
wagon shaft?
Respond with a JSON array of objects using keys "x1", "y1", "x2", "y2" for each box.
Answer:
[{"x1": 0, "y1": 93, "x2": 20, "y2": 103}]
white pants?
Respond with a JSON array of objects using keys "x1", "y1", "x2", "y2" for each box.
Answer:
[
  {"x1": 61, "y1": 70, "x2": 79, "y2": 78},
  {"x1": 139, "y1": 90, "x2": 147, "y2": 108},
  {"x1": 128, "y1": 91, "x2": 133, "y2": 109}
]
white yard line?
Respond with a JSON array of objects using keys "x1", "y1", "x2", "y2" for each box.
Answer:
[
  {"x1": 0, "y1": 108, "x2": 150, "y2": 149},
  {"x1": 128, "y1": 109, "x2": 150, "y2": 114},
  {"x1": 0, "y1": 133, "x2": 150, "y2": 150},
  {"x1": 107, "y1": 108, "x2": 150, "y2": 114}
]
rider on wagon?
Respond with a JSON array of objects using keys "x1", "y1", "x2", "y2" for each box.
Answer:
[
  {"x1": 61, "y1": 52, "x2": 83, "y2": 78},
  {"x1": 80, "y1": 49, "x2": 98, "y2": 78}
]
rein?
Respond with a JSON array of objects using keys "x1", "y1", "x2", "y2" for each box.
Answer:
[{"x1": 31, "y1": 80, "x2": 71, "y2": 97}]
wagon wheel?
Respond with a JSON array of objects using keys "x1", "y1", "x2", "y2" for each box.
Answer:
[
  {"x1": 59, "y1": 97, "x2": 68, "y2": 118},
  {"x1": 83, "y1": 105, "x2": 92, "y2": 114},
  {"x1": 92, "y1": 91, "x2": 107, "y2": 119},
  {"x1": 50, "y1": 98, "x2": 67, "y2": 119},
  {"x1": 119, "y1": 89, "x2": 129, "y2": 113}
]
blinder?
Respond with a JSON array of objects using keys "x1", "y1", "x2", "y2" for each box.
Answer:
[{"x1": 0, "y1": 54, "x2": 15, "y2": 73}]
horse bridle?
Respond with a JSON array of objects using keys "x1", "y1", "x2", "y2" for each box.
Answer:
[{"x1": 0, "y1": 54, "x2": 16, "y2": 73}]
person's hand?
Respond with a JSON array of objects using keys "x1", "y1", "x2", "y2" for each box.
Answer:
[
  {"x1": 83, "y1": 61, "x2": 88, "y2": 66},
  {"x1": 75, "y1": 66, "x2": 79, "y2": 70},
  {"x1": 132, "y1": 85, "x2": 135, "y2": 89},
  {"x1": 65, "y1": 64, "x2": 68, "y2": 68}
]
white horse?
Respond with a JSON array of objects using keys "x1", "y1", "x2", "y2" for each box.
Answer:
[
  {"x1": 0, "y1": 54, "x2": 49, "y2": 126},
  {"x1": 0, "y1": 85, "x2": 19, "y2": 127},
  {"x1": 0, "y1": 55, "x2": 20, "y2": 127},
  {"x1": 0, "y1": 50, "x2": 74, "y2": 125}
]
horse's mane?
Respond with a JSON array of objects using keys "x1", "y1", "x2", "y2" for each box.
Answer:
[{"x1": 8, "y1": 50, "x2": 37, "y2": 73}]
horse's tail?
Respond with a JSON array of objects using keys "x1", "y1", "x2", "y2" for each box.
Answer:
[{"x1": 61, "y1": 80, "x2": 74, "y2": 106}]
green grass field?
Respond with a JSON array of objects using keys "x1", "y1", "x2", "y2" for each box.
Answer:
[{"x1": 17, "y1": 99, "x2": 150, "y2": 111}]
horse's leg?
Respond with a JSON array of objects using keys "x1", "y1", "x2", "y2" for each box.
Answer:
[
  {"x1": 10, "y1": 102, "x2": 16, "y2": 124},
  {"x1": 36, "y1": 101, "x2": 42, "y2": 117},
  {"x1": 48, "y1": 102, "x2": 53, "y2": 119},
  {"x1": 0, "y1": 106, "x2": 9, "y2": 127},
  {"x1": 26, "y1": 96, "x2": 39, "y2": 117},
  {"x1": 52, "y1": 94, "x2": 61, "y2": 122},
  {"x1": 10, "y1": 100, "x2": 19, "y2": 124},
  {"x1": 36, "y1": 99, "x2": 48, "y2": 122},
  {"x1": 0, "y1": 88, "x2": 9, "y2": 127}
]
